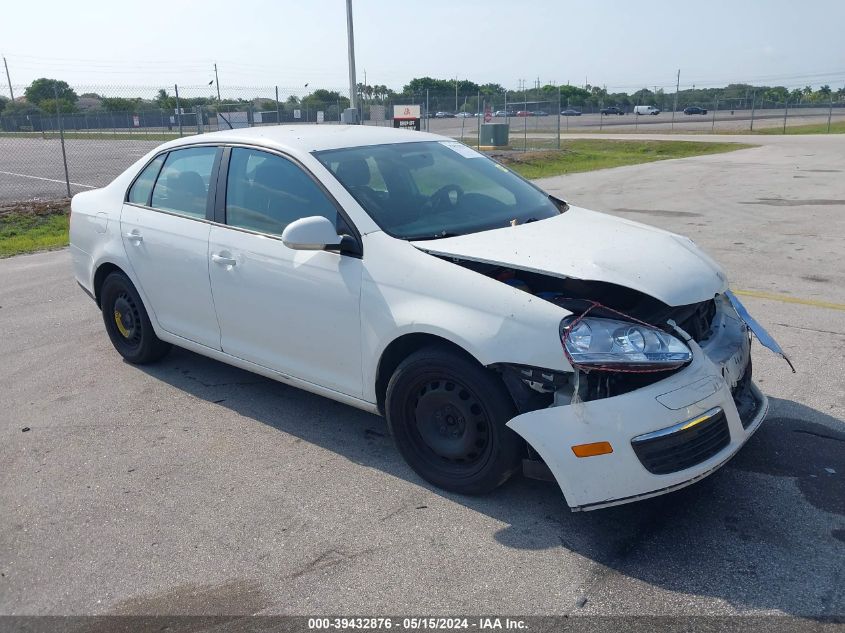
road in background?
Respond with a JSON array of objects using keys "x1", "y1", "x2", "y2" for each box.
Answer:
[
  {"x1": 1, "y1": 135, "x2": 844, "y2": 617},
  {"x1": 426, "y1": 107, "x2": 845, "y2": 137}
]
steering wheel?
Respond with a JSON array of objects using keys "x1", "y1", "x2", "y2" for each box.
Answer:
[{"x1": 425, "y1": 184, "x2": 464, "y2": 211}]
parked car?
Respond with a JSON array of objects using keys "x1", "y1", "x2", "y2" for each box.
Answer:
[
  {"x1": 634, "y1": 105, "x2": 661, "y2": 115},
  {"x1": 70, "y1": 125, "x2": 778, "y2": 511},
  {"x1": 561, "y1": 109, "x2": 582, "y2": 116},
  {"x1": 600, "y1": 106, "x2": 625, "y2": 115},
  {"x1": 434, "y1": 111, "x2": 455, "y2": 118},
  {"x1": 531, "y1": 110, "x2": 548, "y2": 116},
  {"x1": 515, "y1": 110, "x2": 533, "y2": 117},
  {"x1": 455, "y1": 112, "x2": 473, "y2": 118},
  {"x1": 684, "y1": 106, "x2": 708, "y2": 115}
]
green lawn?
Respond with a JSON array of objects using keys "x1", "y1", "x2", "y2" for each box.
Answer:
[
  {"x1": 751, "y1": 119, "x2": 845, "y2": 135},
  {"x1": 495, "y1": 139, "x2": 754, "y2": 179},
  {"x1": 0, "y1": 209, "x2": 69, "y2": 258}
]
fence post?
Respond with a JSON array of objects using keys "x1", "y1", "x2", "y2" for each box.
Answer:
[
  {"x1": 275, "y1": 86, "x2": 281, "y2": 125},
  {"x1": 523, "y1": 108, "x2": 527, "y2": 152},
  {"x1": 828, "y1": 98, "x2": 833, "y2": 133},
  {"x1": 749, "y1": 92, "x2": 756, "y2": 131},
  {"x1": 476, "y1": 92, "x2": 480, "y2": 149},
  {"x1": 53, "y1": 85, "x2": 72, "y2": 198},
  {"x1": 556, "y1": 85, "x2": 561, "y2": 150},
  {"x1": 782, "y1": 99, "x2": 788, "y2": 134},
  {"x1": 711, "y1": 98, "x2": 718, "y2": 133},
  {"x1": 174, "y1": 84, "x2": 183, "y2": 137}
]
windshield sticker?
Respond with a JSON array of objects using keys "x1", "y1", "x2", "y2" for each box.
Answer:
[{"x1": 439, "y1": 141, "x2": 484, "y2": 159}]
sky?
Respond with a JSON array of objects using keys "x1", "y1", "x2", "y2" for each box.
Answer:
[{"x1": 2, "y1": 0, "x2": 844, "y2": 98}]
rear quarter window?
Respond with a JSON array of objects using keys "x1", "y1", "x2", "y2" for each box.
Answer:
[{"x1": 127, "y1": 154, "x2": 166, "y2": 206}]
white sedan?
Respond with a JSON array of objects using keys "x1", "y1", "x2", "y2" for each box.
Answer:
[{"x1": 70, "y1": 125, "x2": 781, "y2": 510}]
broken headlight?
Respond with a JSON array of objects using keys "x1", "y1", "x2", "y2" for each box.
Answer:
[{"x1": 560, "y1": 316, "x2": 692, "y2": 370}]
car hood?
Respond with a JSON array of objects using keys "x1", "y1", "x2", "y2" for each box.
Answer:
[{"x1": 411, "y1": 206, "x2": 727, "y2": 306}]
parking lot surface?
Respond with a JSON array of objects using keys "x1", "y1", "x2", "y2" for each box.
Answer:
[{"x1": 1, "y1": 134, "x2": 843, "y2": 618}]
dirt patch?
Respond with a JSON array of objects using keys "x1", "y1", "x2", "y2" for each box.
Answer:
[
  {"x1": 491, "y1": 149, "x2": 570, "y2": 166},
  {"x1": 0, "y1": 199, "x2": 70, "y2": 218}
]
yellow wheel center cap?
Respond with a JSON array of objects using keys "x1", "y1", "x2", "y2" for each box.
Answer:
[{"x1": 114, "y1": 310, "x2": 131, "y2": 338}]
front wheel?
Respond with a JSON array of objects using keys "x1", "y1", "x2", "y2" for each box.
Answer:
[
  {"x1": 385, "y1": 346, "x2": 522, "y2": 494},
  {"x1": 100, "y1": 271, "x2": 171, "y2": 364}
]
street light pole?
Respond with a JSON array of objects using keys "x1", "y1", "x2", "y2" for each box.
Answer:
[
  {"x1": 214, "y1": 63, "x2": 222, "y2": 102},
  {"x1": 3, "y1": 56, "x2": 13, "y2": 100},
  {"x1": 346, "y1": 0, "x2": 357, "y2": 111},
  {"x1": 671, "y1": 69, "x2": 680, "y2": 130}
]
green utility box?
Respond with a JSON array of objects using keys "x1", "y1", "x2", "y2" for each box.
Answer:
[{"x1": 479, "y1": 123, "x2": 510, "y2": 148}]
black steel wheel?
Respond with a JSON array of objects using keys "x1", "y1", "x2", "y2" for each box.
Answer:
[
  {"x1": 385, "y1": 346, "x2": 521, "y2": 494},
  {"x1": 100, "y1": 271, "x2": 171, "y2": 364}
]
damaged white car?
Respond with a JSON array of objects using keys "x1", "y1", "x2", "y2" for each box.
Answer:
[{"x1": 70, "y1": 126, "x2": 789, "y2": 510}]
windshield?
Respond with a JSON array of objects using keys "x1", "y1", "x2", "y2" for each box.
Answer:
[{"x1": 314, "y1": 141, "x2": 562, "y2": 240}]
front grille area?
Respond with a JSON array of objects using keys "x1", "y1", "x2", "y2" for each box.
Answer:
[
  {"x1": 673, "y1": 299, "x2": 717, "y2": 343},
  {"x1": 632, "y1": 408, "x2": 731, "y2": 475}
]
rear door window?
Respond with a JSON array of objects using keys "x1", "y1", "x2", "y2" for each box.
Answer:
[{"x1": 150, "y1": 146, "x2": 218, "y2": 219}]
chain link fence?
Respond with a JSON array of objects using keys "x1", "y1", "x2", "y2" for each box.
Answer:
[{"x1": 2, "y1": 83, "x2": 844, "y2": 204}]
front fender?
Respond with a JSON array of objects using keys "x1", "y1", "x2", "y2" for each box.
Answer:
[{"x1": 360, "y1": 232, "x2": 572, "y2": 403}]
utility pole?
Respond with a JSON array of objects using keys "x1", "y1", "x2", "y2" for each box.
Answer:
[
  {"x1": 3, "y1": 56, "x2": 13, "y2": 100},
  {"x1": 671, "y1": 69, "x2": 680, "y2": 130},
  {"x1": 346, "y1": 0, "x2": 357, "y2": 111},
  {"x1": 455, "y1": 77, "x2": 458, "y2": 112},
  {"x1": 214, "y1": 63, "x2": 222, "y2": 102}
]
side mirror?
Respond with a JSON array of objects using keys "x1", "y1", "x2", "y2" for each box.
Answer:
[{"x1": 282, "y1": 216, "x2": 342, "y2": 251}]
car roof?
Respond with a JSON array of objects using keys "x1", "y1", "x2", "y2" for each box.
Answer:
[{"x1": 161, "y1": 125, "x2": 446, "y2": 154}]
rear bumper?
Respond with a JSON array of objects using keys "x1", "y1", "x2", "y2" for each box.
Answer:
[{"x1": 507, "y1": 297, "x2": 767, "y2": 510}]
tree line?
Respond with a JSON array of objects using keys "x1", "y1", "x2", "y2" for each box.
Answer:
[{"x1": 2, "y1": 76, "x2": 843, "y2": 118}]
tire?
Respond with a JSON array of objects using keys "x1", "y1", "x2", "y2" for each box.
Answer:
[
  {"x1": 385, "y1": 346, "x2": 522, "y2": 494},
  {"x1": 100, "y1": 271, "x2": 171, "y2": 364}
]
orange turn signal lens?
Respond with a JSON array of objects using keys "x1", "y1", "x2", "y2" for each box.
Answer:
[{"x1": 571, "y1": 442, "x2": 614, "y2": 458}]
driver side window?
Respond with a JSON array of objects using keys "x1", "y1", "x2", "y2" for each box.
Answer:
[{"x1": 225, "y1": 148, "x2": 338, "y2": 236}]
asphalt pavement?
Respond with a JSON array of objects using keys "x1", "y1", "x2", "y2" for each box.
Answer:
[{"x1": 1, "y1": 134, "x2": 843, "y2": 619}]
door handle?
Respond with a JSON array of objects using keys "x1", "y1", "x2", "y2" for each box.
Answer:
[
  {"x1": 124, "y1": 231, "x2": 143, "y2": 243},
  {"x1": 211, "y1": 253, "x2": 237, "y2": 267}
]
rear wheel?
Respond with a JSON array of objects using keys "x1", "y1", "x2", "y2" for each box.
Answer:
[
  {"x1": 385, "y1": 346, "x2": 521, "y2": 494},
  {"x1": 100, "y1": 271, "x2": 171, "y2": 364}
]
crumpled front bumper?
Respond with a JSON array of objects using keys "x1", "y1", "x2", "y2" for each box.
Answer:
[{"x1": 506, "y1": 296, "x2": 768, "y2": 511}]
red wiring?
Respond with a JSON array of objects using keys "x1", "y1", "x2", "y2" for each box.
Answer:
[{"x1": 558, "y1": 298, "x2": 689, "y2": 374}]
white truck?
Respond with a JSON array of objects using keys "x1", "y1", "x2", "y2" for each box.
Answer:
[{"x1": 634, "y1": 105, "x2": 661, "y2": 115}]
